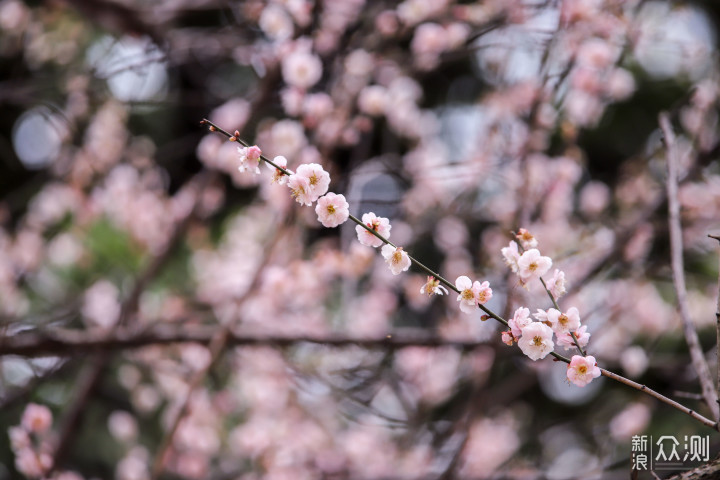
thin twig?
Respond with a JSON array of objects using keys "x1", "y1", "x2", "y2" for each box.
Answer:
[
  {"x1": 660, "y1": 112, "x2": 719, "y2": 421},
  {"x1": 709, "y1": 233, "x2": 720, "y2": 413}
]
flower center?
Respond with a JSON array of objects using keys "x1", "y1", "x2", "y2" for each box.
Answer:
[
  {"x1": 392, "y1": 251, "x2": 402, "y2": 264},
  {"x1": 559, "y1": 314, "x2": 568, "y2": 326},
  {"x1": 529, "y1": 262, "x2": 538, "y2": 272},
  {"x1": 578, "y1": 365, "x2": 587, "y2": 375},
  {"x1": 327, "y1": 204, "x2": 335, "y2": 214},
  {"x1": 532, "y1": 336, "x2": 543, "y2": 346},
  {"x1": 461, "y1": 289, "x2": 474, "y2": 301},
  {"x1": 309, "y1": 174, "x2": 318, "y2": 186},
  {"x1": 477, "y1": 291, "x2": 487, "y2": 302}
]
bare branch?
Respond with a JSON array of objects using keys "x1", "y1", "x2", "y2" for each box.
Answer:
[{"x1": 659, "y1": 112, "x2": 719, "y2": 421}]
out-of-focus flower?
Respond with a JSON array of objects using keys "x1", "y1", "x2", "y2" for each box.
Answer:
[
  {"x1": 381, "y1": 245, "x2": 411, "y2": 275},
  {"x1": 516, "y1": 249, "x2": 552, "y2": 283},
  {"x1": 21, "y1": 403, "x2": 52, "y2": 434},
  {"x1": 282, "y1": 49, "x2": 323, "y2": 90},
  {"x1": 517, "y1": 322, "x2": 554, "y2": 360},
  {"x1": 82, "y1": 280, "x2": 120, "y2": 329},
  {"x1": 567, "y1": 355, "x2": 602, "y2": 387},
  {"x1": 548, "y1": 269, "x2": 567, "y2": 299},
  {"x1": 501, "y1": 241, "x2": 520, "y2": 273},
  {"x1": 420, "y1": 276, "x2": 448, "y2": 296},
  {"x1": 356, "y1": 212, "x2": 391, "y2": 248},
  {"x1": 315, "y1": 193, "x2": 349, "y2": 228},
  {"x1": 259, "y1": 4, "x2": 294, "y2": 41}
]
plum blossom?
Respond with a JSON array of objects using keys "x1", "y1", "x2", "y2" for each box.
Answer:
[
  {"x1": 315, "y1": 193, "x2": 349, "y2": 228},
  {"x1": 259, "y1": 4, "x2": 294, "y2": 41},
  {"x1": 455, "y1": 276, "x2": 492, "y2": 314},
  {"x1": 501, "y1": 241, "x2": 520, "y2": 273},
  {"x1": 548, "y1": 269, "x2": 567, "y2": 299},
  {"x1": 557, "y1": 325, "x2": 591, "y2": 351},
  {"x1": 516, "y1": 249, "x2": 552, "y2": 283},
  {"x1": 266, "y1": 155, "x2": 290, "y2": 184},
  {"x1": 501, "y1": 330, "x2": 515, "y2": 346},
  {"x1": 237, "y1": 145, "x2": 262, "y2": 174},
  {"x1": 508, "y1": 307, "x2": 531, "y2": 338},
  {"x1": 517, "y1": 322, "x2": 554, "y2": 361},
  {"x1": 295, "y1": 163, "x2": 330, "y2": 202},
  {"x1": 567, "y1": 355, "x2": 602, "y2": 387},
  {"x1": 381, "y1": 245, "x2": 411, "y2": 275},
  {"x1": 420, "y1": 276, "x2": 448, "y2": 296},
  {"x1": 515, "y1": 228, "x2": 537, "y2": 249},
  {"x1": 546, "y1": 307, "x2": 581, "y2": 335},
  {"x1": 281, "y1": 49, "x2": 323, "y2": 90},
  {"x1": 21, "y1": 403, "x2": 52, "y2": 433},
  {"x1": 287, "y1": 174, "x2": 312, "y2": 206},
  {"x1": 356, "y1": 212, "x2": 391, "y2": 248}
]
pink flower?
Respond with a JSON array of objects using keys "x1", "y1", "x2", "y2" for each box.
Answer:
[
  {"x1": 546, "y1": 307, "x2": 581, "y2": 335},
  {"x1": 295, "y1": 163, "x2": 330, "y2": 202},
  {"x1": 515, "y1": 228, "x2": 537, "y2": 249},
  {"x1": 266, "y1": 155, "x2": 289, "y2": 184},
  {"x1": 282, "y1": 49, "x2": 323, "y2": 90},
  {"x1": 21, "y1": 403, "x2": 52, "y2": 434},
  {"x1": 548, "y1": 269, "x2": 567, "y2": 299},
  {"x1": 501, "y1": 241, "x2": 520, "y2": 273},
  {"x1": 420, "y1": 276, "x2": 448, "y2": 296},
  {"x1": 475, "y1": 281, "x2": 492, "y2": 304},
  {"x1": 557, "y1": 325, "x2": 591, "y2": 351},
  {"x1": 501, "y1": 330, "x2": 515, "y2": 346},
  {"x1": 381, "y1": 245, "x2": 411, "y2": 275},
  {"x1": 517, "y1": 322, "x2": 554, "y2": 361},
  {"x1": 355, "y1": 212, "x2": 391, "y2": 247},
  {"x1": 237, "y1": 145, "x2": 262, "y2": 174},
  {"x1": 454, "y1": 276, "x2": 490, "y2": 314},
  {"x1": 517, "y1": 249, "x2": 552, "y2": 283},
  {"x1": 287, "y1": 174, "x2": 313, "y2": 206},
  {"x1": 508, "y1": 307, "x2": 531, "y2": 337},
  {"x1": 567, "y1": 355, "x2": 602, "y2": 387},
  {"x1": 315, "y1": 193, "x2": 349, "y2": 228}
]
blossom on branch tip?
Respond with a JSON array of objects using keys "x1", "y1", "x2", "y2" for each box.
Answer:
[
  {"x1": 267, "y1": 155, "x2": 290, "y2": 184},
  {"x1": 501, "y1": 330, "x2": 515, "y2": 346},
  {"x1": 501, "y1": 241, "x2": 520, "y2": 273},
  {"x1": 296, "y1": 163, "x2": 330, "y2": 202},
  {"x1": 567, "y1": 355, "x2": 601, "y2": 387},
  {"x1": 381, "y1": 245, "x2": 411, "y2": 275},
  {"x1": 315, "y1": 193, "x2": 349, "y2": 228},
  {"x1": 516, "y1": 228, "x2": 538, "y2": 249},
  {"x1": 517, "y1": 322, "x2": 554, "y2": 360},
  {"x1": 557, "y1": 325, "x2": 590, "y2": 351},
  {"x1": 355, "y1": 212, "x2": 391, "y2": 248},
  {"x1": 548, "y1": 269, "x2": 567, "y2": 299},
  {"x1": 420, "y1": 276, "x2": 448, "y2": 296},
  {"x1": 517, "y1": 248, "x2": 552, "y2": 283},
  {"x1": 238, "y1": 145, "x2": 262, "y2": 174}
]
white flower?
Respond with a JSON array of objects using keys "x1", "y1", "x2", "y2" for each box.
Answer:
[
  {"x1": 546, "y1": 307, "x2": 581, "y2": 335},
  {"x1": 295, "y1": 163, "x2": 330, "y2": 202},
  {"x1": 266, "y1": 155, "x2": 289, "y2": 184},
  {"x1": 454, "y1": 276, "x2": 489, "y2": 314},
  {"x1": 355, "y1": 212, "x2": 391, "y2": 248},
  {"x1": 282, "y1": 49, "x2": 323, "y2": 90},
  {"x1": 420, "y1": 276, "x2": 448, "y2": 296},
  {"x1": 517, "y1": 322, "x2": 554, "y2": 361},
  {"x1": 501, "y1": 241, "x2": 520, "y2": 273},
  {"x1": 516, "y1": 249, "x2": 552, "y2": 283},
  {"x1": 381, "y1": 245, "x2": 411, "y2": 275},
  {"x1": 287, "y1": 174, "x2": 312, "y2": 206}
]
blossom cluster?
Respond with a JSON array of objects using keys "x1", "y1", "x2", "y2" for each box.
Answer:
[
  {"x1": 500, "y1": 234, "x2": 600, "y2": 387},
  {"x1": 235, "y1": 144, "x2": 600, "y2": 388}
]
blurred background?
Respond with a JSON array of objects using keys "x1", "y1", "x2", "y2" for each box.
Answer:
[{"x1": 1, "y1": 0, "x2": 720, "y2": 478}]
